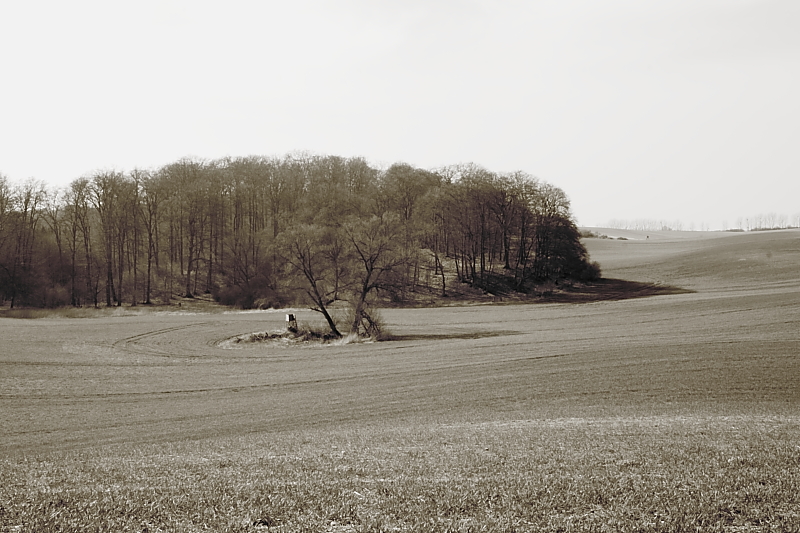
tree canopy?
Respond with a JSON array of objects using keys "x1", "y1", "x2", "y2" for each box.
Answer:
[{"x1": 0, "y1": 155, "x2": 599, "y2": 335}]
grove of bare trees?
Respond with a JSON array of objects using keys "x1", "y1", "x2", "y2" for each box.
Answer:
[{"x1": 0, "y1": 155, "x2": 599, "y2": 336}]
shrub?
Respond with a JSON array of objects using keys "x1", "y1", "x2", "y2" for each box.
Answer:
[
  {"x1": 42, "y1": 285, "x2": 71, "y2": 308},
  {"x1": 343, "y1": 300, "x2": 389, "y2": 340},
  {"x1": 579, "y1": 229, "x2": 608, "y2": 239},
  {"x1": 578, "y1": 260, "x2": 602, "y2": 282},
  {"x1": 213, "y1": 284, "x2": 286, "y2": 309}
]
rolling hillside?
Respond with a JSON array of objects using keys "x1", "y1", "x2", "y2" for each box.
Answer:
[{"x1": 584, "y1": 228, "x2": 800, "y2": 291}]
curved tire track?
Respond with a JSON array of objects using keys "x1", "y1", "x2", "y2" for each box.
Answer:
[{"x1": 111, "y1": 322, "x2": 216, "y2": 358}]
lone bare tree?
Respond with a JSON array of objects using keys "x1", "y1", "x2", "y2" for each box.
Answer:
[
  {"x1": 278, "y1": 224, "x2": 343, "y2": 337},
  {"x1": 344, "y1": 214, "x2": 403, "y2": 336}
]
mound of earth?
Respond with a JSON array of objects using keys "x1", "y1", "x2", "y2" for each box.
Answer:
[{"x1": 220, "y1": 329, "x2": 373, "y2": 348}]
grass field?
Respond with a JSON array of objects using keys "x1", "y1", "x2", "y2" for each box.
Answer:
[{"x1": 1, "y1": 229, "x2": 799, "y2": 532}]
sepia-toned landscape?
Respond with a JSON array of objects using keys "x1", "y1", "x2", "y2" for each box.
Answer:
[
  {"x1": 3, "y1": 1, "x2": 799, "y2": 530},
  {"x1": 1, "y1": 228, "x2": 798, "y2": 531}
]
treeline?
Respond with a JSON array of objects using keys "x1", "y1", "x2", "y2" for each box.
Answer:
[
  {"x1": 0, "y1": 154, "x2": 598, "y2": 329},
  {"x1": 607, "y1": 214, "x2": 800, "y2": 233},
  {"x1": 731, "y1": 214, "x2": 799, "y2": 232}
]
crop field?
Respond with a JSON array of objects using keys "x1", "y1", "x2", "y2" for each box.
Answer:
[{"x1": 1, "y1": 229, "x2": 799, "y2": 532}]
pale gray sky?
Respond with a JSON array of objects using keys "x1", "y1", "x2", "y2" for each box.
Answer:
[{"x1": 1, "y1": 0, "x2": 798, "y2": 228}]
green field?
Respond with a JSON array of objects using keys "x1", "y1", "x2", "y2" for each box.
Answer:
[{"x1": 1, "y1": 229, "x2": 799, "y2": 532}]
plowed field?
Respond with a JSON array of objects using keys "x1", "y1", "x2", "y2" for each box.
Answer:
[{"x1": 1, "y1": 229, "x2": 799, "y2": 531}]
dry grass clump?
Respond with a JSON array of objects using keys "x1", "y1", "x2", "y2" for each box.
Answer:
[
  {"x1": 225, "y1": 328, "x2": 334, "y2": 347},
  {"x1": 0, "y1": 300, "x2": 228, "y2": 320},
  {"x1": 227, "y1": 324, "x2": 378, "y2": 347},
  {"x1": 0, "y1": 306, "x2": 134, "y2": 319},
  {"x1": 2, "y1": 416, "x2": 798, "y2": 532}
]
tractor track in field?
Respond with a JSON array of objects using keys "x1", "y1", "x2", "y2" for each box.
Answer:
[
  {"x1": 0, "y1": 344, "x2": 582, "y2": 400},
  {"x1": 110, "y1": 322, "x2": 217, "y2": 358}
]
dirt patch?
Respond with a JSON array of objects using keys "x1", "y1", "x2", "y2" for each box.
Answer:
[
  {"x1": 219, "y1": 329, "x2": 373, "y2": 348},
  {"x1": 221, "y1": 328, "x2": 524, "y2": 347},
  {"x1": 384, "y1": 330, "x2": 522, "y2": 342},
  {"x1": 534, "y1": 278, "x2": 694, "y2": 303}
]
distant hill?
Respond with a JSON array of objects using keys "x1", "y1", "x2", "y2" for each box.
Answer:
[
  {"x1": 580, "y1": 227, "x2": 741, "y2": 241},
  {"x1": 582, "y1": 227, "x2": 800, "y2": 292}
]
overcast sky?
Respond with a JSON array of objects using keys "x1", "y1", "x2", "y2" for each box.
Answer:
[{"x1": 1, "y1": 0, "x2": 798, "y2": 228}]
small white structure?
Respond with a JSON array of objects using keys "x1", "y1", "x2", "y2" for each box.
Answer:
[{"x1": 286, "y1": 313, "x2": 297, "y2": 330}]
